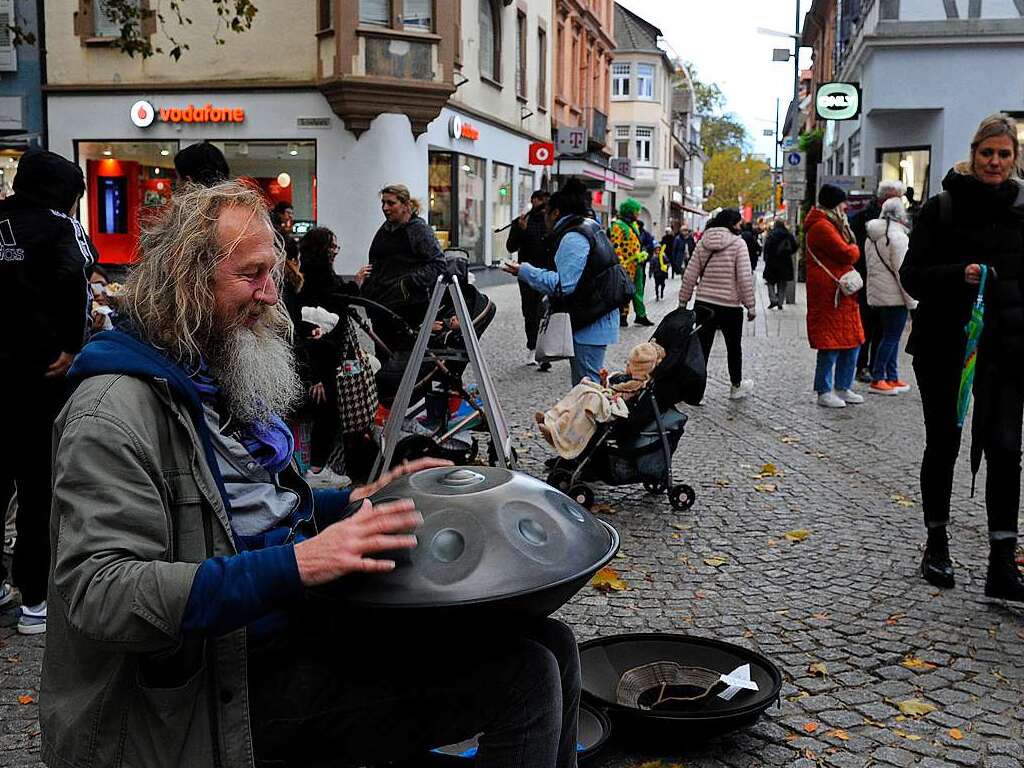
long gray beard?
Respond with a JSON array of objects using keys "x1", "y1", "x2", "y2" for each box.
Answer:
[{"x1": 207, "y1": 323, "x2": 303, "y2": 426}]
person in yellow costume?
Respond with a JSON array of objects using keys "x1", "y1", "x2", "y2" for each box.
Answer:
[{"x1": 609, "y1": 198, "x2": 654, "y2": 327}]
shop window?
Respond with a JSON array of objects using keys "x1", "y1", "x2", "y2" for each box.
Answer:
[
  {"x1": 848, "y1": 132, "x2": 862, "y2": 176},
  {"x1": 403, "y1": 0, "x2": 432, "y2": 31},
  {"x1": 637, "y1": 63, "x2": 655, "y2": 100},
  {"x1": 317, "y1": 0, "x2": 333, "y2": 31},
  {"x1": 77, "y1": 140, "x2": 179, "y2": 264},
  {"x1": 459, "y1": 156, "x2": 486, "y2": 264},
  {"x1": 517, "y1": 169, "x2": 536, "y2": 217},
  {"x1": 479, "y1": 0, "x2": 501, "y2": 83},
  {"x1": 537, "y1": 28, "x2": 547, "y2": 106},
  {"x1": 635, "y1": 126, "x2": 653, "y2": 165},
  {"x1": 212, "y1": 140, "x2": 318, "y2": 232},
  {"x1": 879, "y1": 147, "x2": 930, "y2": 201},
  {"x1": 428, "y1": 151, "x2": 454, "y2": 250},
  {"x1": 612, "y1": 63, "x2": 630, "y2": 98},
  {"x1": 516, "y1": 11, "x2": 527, "y2": 98},
  {"x1": 490, "y1": 162, "x2": 513, "y2": 265},
  {"x1": 359, "y1": 0, "x2": 391, "y2": 26}
]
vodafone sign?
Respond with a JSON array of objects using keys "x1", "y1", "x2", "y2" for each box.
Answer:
[
  {"x1": 130, "y1": 100, "x2": 247, "y2": 128},
  {"x1": 130, "y1": 100, "x2": 155, "y2": 128}
]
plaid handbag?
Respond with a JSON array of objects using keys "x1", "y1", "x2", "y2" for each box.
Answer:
[{"x1": 335, "y1": 319, "x2": 378, "y2": 433}]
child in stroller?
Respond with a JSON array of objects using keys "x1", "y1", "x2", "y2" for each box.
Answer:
[{"x1": 541, "y1": 306, "x2": 708, "y2": 511}]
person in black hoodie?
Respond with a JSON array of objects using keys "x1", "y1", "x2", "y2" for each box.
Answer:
[
  {"x1": 901, "y1": 113, "x2": 1024, "y2": 602},
  {"x1": 506, "y1": 189, "x2": 550, "y2": 368},
  {"x1": 0, "y1": 148, "x2": 96, "y2": 633},
  {"x1": 361, "y1": 184, "x2": 446, "y2": 355},
  {"x1": 762, "y1": 219, "x2": 797, "y2": 310}
]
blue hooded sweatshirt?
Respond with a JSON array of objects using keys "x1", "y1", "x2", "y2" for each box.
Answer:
[{"x1": 68, "y1": 329, "x2": 352, "y2": 637}]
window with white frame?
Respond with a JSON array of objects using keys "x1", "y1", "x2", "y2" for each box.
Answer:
[
  {"x1": 637, "y1": 63, "x2": 655, "y2": 99},
  {"x1": 615, "y1": 125, "x2": 630, "y2": 159},
  {"x1": 635, "y1": 126, "x2": 654, "y2": 165},
  {"x1": 359, "y1": 0, "x2": 390, "y2": 27},
  {"x1": 612, "y1": 63, "x2": 630, "y2": 97}
]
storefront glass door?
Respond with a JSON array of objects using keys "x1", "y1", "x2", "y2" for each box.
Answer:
[
  {"x1": 458, "y1": 155, "x2": 485, "y2": 265},
  {"x1": 879, "y1": 147, "x2": 930, "y2": 202},
  {"x1": 517, "y1": 169, "x2": 536, "y2": 217},
  {"x1": 490, "y1": 162, "x2": 513, "y2": 267},
  {"x1": 428, "y1": 152, "x2": 454, "y2": 250}
]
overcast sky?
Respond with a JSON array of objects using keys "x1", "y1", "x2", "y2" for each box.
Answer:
[{"x1": 616, "y1": 0, "x2": 813, "y2": 164}]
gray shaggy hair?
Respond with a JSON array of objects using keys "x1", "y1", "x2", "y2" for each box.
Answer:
[{"x1": 122, "y1": 179, "x2": 290, "y2": 366}]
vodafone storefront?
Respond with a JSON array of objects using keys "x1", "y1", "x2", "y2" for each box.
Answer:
[{"x1": 48, "y1": 91, "x2": 333, "y2": 264}]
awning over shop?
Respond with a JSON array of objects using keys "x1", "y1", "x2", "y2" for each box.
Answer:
[{"x1": 554, "y1": 157, "x2": 634, "y2": 192}]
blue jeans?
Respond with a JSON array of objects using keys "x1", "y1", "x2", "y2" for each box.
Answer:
[
  {"x1": 570, "y1": 341, "x2": 606, "y2": 387},
  {"x1": 872, "y1": 306, "x2": 908, "y2": 382},
  {"x1": 814, "y1": 347, "x2": 860, "y2": 393}
]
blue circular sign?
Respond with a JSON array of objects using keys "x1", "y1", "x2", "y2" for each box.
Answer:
[{"x1": 787, "y1": 152, "x2": 802, "y2": 166}]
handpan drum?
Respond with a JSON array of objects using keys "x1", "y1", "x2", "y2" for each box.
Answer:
[{"x1": 325, "y1": 466, "x2": 619, "y2": 617}]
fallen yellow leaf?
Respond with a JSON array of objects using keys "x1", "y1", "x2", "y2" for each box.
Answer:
[
  {"x1": 784, "y1": 529, "x2": 811, "y2": 543},
  {"x1": 803, "y1": 722, "x2": 818, "y2": 733},
  {"x1": 949, "y1": 727, "x2": 964, "y2": 740},
  {"x1": 590, "y1": 567, "x2": 629, "y2": 593},
  {"x1": 18, "y1": 695, "x2": 33, "y2": 705},
  {"x1": 897, "y1": 699, "x2": 937, "y2": 717},
  {"x1": 893, "y1": 729, "x2": 922, "y2": 741},
  {"x1": 703, "y1": 555, "x2": 728, "y2": 568},
  {"x1": 825, "y1": 729, "x2": 849, "y2": 741},
  {"x1": 591, "y1": 503, "x2": 616, "y2": 516},
  {"x1": 890, "y1": 493, "x2": 915, "y2": 508},
  {"x1": 781, "y1": 436, "x2": 800, "y2": 444},
  {"x1": 808, "y1": 662, "x2": 829, "y2": 677},
  {"x1": 901, "y1": 656, "x2": 938, "y2": 671},
  {"x1": 756, "y1": 463, "x2": 779, "y2": 477},
  {"x1": 753, "y1": 483, "x2": 777, "y2": 493},
  {"x1": 715, "y1": 478, "x2": 730, "y2": 487}
]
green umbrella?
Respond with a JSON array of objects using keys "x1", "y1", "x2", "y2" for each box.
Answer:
[{"x1": 957, "y1": 264, "x2": 989, "y2": 429}]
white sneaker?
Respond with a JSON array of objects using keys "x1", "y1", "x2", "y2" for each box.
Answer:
[
  {"x1": 525, "y1": 350, "x2": 538, "y2": 367},
  {"x1": 817, "y1": 392, "x2": 847, "y2": 408},
  {"x1": 0, "y1": 582, "x2": 14, "y2": 609},
  {"x1": 729, "y1": 380, "x2": 754, "y2": 400},
  {"x1": 835, "y1": 388, "x2": 864, "y2": 404},
  {"x1": 18, "y1": 601, "x2": 46, "y2": 635},
  {"x1": 303, "y1": 467, "x2": 351, "y2": 488}
]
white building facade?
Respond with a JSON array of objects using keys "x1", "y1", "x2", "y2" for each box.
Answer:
[{"x1": 821, "y1": 0, "x2": 1024, "y2": 202}]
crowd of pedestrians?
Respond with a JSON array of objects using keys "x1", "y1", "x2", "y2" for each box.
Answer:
[{"x1": 2, "y1": 110, "x2": 1024, "y2": 768}]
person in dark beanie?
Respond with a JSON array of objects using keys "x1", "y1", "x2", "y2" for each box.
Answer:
[
  {"x1": 0, "y1": 148, "x2": 97, "y2": 634},
  {"x1": 174, "y1": 141, "x2": 230, "y2": 186},
  {"x1": 805, "y1": 183, "x2": 865, "y2": 408},
  {"x1": 506, "y1": 189, "x2": 551, "y2": 369}
]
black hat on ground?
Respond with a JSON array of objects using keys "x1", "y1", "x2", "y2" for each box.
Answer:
[
  {"x1": 818, "y1": 183, "x2": 847, "y2": 210},
  {"x1": 12, "y1": 149, "x2": 86, "y2": 212}
]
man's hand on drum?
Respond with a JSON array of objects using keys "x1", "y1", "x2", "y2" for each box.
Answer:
[{"x1": 349, "y1": 457, "x2": 453, "y2": 503}]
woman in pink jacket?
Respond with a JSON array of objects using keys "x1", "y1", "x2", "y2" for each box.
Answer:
[{"x1": 679, "y1": 208, "x2": 757, "y2": 400}]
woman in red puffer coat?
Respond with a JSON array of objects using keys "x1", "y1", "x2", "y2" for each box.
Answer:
[{"x1": 805, "y1": 184, "x2": 866, "y2": 408}]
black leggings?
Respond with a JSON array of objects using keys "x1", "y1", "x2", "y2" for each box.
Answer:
[
  {"x1": 695, "y1": 300, "x2": 744, "y2": 387},
  {"x1": 915, "y1": 355, "x2": 1024, "y2": 538}
]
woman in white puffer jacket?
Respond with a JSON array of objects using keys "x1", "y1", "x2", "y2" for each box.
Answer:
[{"x1": 865, "y1": 197, "x2": 919, "y2": 395}]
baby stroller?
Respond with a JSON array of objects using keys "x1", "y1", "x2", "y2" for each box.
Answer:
[
  {"x1": 339, "y1": 254, "x2": 499, "y2": 468},
  {"x1": 545, "y1": 305, "x2": 709, "y2": 511}
]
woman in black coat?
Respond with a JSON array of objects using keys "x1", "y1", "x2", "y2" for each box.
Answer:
[
  {"x1": 901, "y1": 113, "x2": 1024, "y2": 602},
  {"x1": 762, "y1": 219, "x2": 797, "y2": 310}
]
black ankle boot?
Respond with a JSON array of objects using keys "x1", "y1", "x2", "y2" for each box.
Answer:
[
  {"x1": 921, "y1": 527, "x2": 955, "y2": 588},
  {"x1": 984, "y1": 539, "x2": 1024, "y2": 602}
]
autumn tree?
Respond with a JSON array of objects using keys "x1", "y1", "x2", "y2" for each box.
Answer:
[
  {"x1": 12, "y1": 0, "x2": 258, "y2": 61},
  {"x1": 704, "y1": 148, "x2": 773, "y2": 212}
]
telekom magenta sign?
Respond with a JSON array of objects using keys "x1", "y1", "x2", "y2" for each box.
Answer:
[{"x1": 130, "y1": 99, "x2": 246, "y2": 128}]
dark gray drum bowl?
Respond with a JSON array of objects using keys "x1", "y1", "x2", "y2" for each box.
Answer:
[
  {"x1": 320, "y1": 467, "x2": 619, "y2": 618},
  {"x1": 580, "y1": 633, "x2": 783, "y2": 743}
]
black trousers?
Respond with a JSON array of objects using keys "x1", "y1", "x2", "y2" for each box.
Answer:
[
  {"x1": 519, "y1": 282, "x2": 544, "y2": 351},
  {"x1": 0, "y1": 370, "x2": 67, "y2": 606},
  {"x1": 249, "y1": 615, "x2": 580, "y2": 768},
  {"x1": 695, "y1": 300, "x2": 744, "y2": 387},
  {"x1": 915, "y1": 354, "x2": 1024, "y2": 538},
  {"x1": 308, "y1": 377, "x2": 339, "y2": 469},
  {"x1": 857, "y1": 302, "x2": 881, "y2": 371}
]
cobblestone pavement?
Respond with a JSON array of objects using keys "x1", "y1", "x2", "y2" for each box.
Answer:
[{"x1": 2, "y1": 269, "x2": 1022, "y2": 767}]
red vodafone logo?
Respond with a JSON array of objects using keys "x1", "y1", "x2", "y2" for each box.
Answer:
[
  {"x1": 130, "y1": 99, "x2": 155, "y2": 128},
  {"x1": 529, "y1": 142, "x2": 555, "y2": 166}
]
